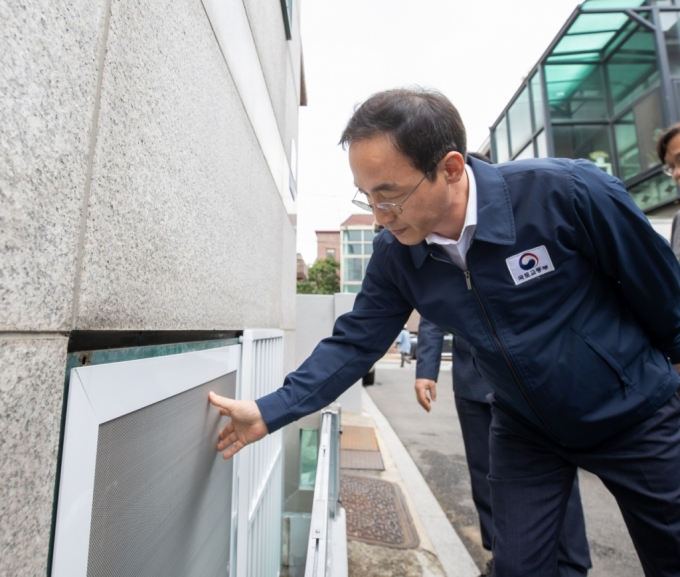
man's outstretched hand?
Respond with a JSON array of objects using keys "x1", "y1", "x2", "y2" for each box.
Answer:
[{"x1": 209, "y1": 392, "x2": 270, "y2": 459}]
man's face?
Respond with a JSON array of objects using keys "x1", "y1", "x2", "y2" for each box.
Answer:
[
  {"x1": 348, "y1": 134, "x2": 465, "y2": 245},
  {"x1": 664, "y1": 132, "x2": 680, "y2": 187}
]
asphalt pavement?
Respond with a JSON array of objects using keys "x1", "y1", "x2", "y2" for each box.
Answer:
[{"x1": 366, "y1": 359, "x2": 643, "y2": 577}]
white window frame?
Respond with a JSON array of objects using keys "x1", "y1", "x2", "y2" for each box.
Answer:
[{"x1": 51, "y1": 345, "x2": 241, "y2": 577}]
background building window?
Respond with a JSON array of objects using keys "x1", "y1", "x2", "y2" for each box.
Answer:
[
  {"x1": 342, "y1": 227, "x2": 376, "y2": 292},
  {"x1": 494, "y1": 116, "x2": 510, "y2": 163}
]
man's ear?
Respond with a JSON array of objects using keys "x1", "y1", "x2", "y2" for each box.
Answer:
[{"x1": 442, "y1": 151, "x2": 466, "y2": 184}]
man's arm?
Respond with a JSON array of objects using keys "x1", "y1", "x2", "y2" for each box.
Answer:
[
  {"x1": 210, "y1": 236, "x2": 414, "y2": 458},
  {"x1": 414, "y1": 317, "x2": 445, "y2": 412},
  {"x1": 572, "y1": 160, "x2": 680, "y2": 363}
]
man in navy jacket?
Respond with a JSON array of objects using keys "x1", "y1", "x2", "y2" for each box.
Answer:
[{"x1": 210, "y1": 88, "x2": 680, "y2": 576}]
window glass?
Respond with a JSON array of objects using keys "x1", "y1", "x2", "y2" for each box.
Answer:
[
  {"x1": 580, "y1": 0, "x2": 648, "y2": 8},
  {"x1": 536, "y1": 130, "x2": 549, "y2": 158},
  {"x1": 363, "y1": 230, "x2": 375, "y2": 241},
  {"x1": 607, "y1": 25, "x2": 659, "y2": 115},
  {"x1": 530, "y1": 73, "x2": 545, "y2": 132},
  {"x1": 553, "y1": 125, "x2": 613, "y2": 173},
  {"x1": 509, "y1": 87, "x2": 533, "y2": 156},
  {"x1": 615, "y1": 112, "x2": 641, "y2": 180},
  {"x1": 280, "y1": 0, "x2": 293, "y2": 40},
  {"x1": 326, "y1": 248, "x2": 335, "y2": 260},
  {"x1": 343, "y1": 258, "x2": 363, "y2": 281},
  {"x1": 299, "y1": 429, "x2": 318, "y2": 490},
  {"x1": 634, "y1": 89, "x2": 664, "y2": 172},
  {"x1": 342, "y1": 284, "x2": 361, "y2": 294},
  {"x1": 628, "y1": 171, "x2": 679, "y2": 211},
  {"x1": 661, "y1": 10, "x2": 680, "y2": 77},
  {"x1": 343, "y1": 230, "x2": 362, "y2": 241},
  {"x1": 494, "y1": 116, "x2": 510, "y2": 163},
  {"x1": 364, "y1": 243, "x2": 373, "y2": 255},
  {"x1": 514, "y1": 142, "x2": 535, "y2": 161},
  {"x1": 545, "y1": 64, "x2": 608, "y2": 121},
  {"x1": 614, "y1": 90, "x2": 663, "y2": 181},
  {"x1": 344, "y1": 243, "x2": 361, "y2": 255}
]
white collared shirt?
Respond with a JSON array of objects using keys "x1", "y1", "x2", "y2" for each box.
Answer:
[{"x1": 425, "y1": 165, "x2": 477, "y2": 270}]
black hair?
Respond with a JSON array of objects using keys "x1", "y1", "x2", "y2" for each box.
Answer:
[
  {"x1": 657, "y1": 122, "x2": 680, "y2": 163},
  {"x1": 339, "y1": 87, "x2": 467, "y2": 180}
]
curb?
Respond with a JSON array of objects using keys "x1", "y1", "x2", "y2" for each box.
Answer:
[{"x1": 361, "y1": 389, "x2": 480, "y2": 577}]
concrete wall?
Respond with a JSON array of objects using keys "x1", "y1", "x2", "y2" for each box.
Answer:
[
  {"x1": 284, "y1": 294, "x2": 362, "y2": 505},
  {"x1": 1, "y1": 0, "x2": 302, "y2": 574}
]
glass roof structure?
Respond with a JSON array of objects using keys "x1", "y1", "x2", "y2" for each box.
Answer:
[{"x1": 489, "y1": 0, "x2": 680, "y2": 213}]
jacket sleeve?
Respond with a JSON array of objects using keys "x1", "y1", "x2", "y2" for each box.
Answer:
[
  {"x1": 571, "y1": 160, "x2": 680, "y2": 362},
  {"x1": 256, "y1": 237, "x2": 413, "y2": 433},
  {"x1": 415, "y1": 317, "x2": 445, "y2": 381}
]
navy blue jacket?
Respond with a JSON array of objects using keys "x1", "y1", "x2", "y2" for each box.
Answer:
[
  {"x1": 258, "y1": 156, "x2": 680, "y2": 447},
  {"x1": 416, "y1": 317, "x2": 491, "y2": 403}
]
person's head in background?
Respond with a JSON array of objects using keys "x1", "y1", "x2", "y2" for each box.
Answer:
[{"x1": 657, "y1": 123, "x2": 680, "y2": 186}]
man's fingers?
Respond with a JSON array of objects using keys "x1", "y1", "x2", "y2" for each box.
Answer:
[
  {"x1": 415, "y1": 386, "x2": 431, "y2": 412},
  {"x1": 217, "y1": 430, "x2": 239, "y2": 452},
  {"x1": 414, "y1": 379, "x2": 436, "y2": 412},
  {"x1": 218, "y1": 421, "x2": 235, "y2": 441},
  {"x1": 209, "y1": 391, "x2": 234, "y2": 414},
  {"x1": 222, "y1": 440, "x2": 244, "y2": 460}
]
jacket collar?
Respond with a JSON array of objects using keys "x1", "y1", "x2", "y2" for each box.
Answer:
[{"x1": 409, "y1": 155, "x2": 516, "y2": 268}]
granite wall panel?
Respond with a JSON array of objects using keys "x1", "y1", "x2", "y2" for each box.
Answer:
[
  {"x1": 0, "y1": 337, "x2": 67, "y2": 577},
  {"x1": 0, "y1": 0, "x2": 108, "y2": 330},
  {"x1": 74, "y1": 0, "x2": 297, "y2": 332}
]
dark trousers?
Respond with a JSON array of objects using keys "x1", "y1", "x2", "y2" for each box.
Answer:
[
  {"x1": 455, "y1": 395, "x2": 591, "y2": 577},
  {"x1": 488, "y1": 394, "x2": 680, "y2": 577},
  {"x1": 400, "y1": 352, "x2": 411, "y2": 367}
]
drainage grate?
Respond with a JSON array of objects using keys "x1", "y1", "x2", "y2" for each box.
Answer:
[{"x1": 341, "y1": 475, "x2": 419, "y2": 549}]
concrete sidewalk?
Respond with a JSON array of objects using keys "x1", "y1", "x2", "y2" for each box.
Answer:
[{"x1": 343, "y1": 388, "x2": 478, "y2": 577}]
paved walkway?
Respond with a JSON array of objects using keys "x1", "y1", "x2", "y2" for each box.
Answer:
[
  {"x1": 366, "y1": 359, "x2": 643, "y2": 577},
  {"x1": 341, "y1": 392, "x2": 479, "y2": 577}
]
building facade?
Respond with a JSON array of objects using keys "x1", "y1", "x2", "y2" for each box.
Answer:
[
  {"x1": 489, "y1": 0, "x2": 680, "y2": 214},
  {"x1": 1, "y1": 0, "x2": 304, "y2": 574},
  {"x1": 315, "y1": 230, "x2": 341, "y2": 262},
  {"x1": 339, "y1": 214, "x2": 377, "y2": 293}
]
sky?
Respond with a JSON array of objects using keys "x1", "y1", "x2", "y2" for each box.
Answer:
[{"x1": 294, "y1": 0, "x2": 586, "y2": 264}]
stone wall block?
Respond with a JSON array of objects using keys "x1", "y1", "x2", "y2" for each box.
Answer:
[
  {"x1": 75, "y1": 0, "x2": 295, "y2": 331},
  {"x1": 0, "y1": 0, "x2": 108, "y2": 330},
  {"x1": 0, "y1": 337, "x2": 67, "y2": 577}
]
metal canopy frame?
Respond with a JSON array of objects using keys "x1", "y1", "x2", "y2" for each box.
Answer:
[{"x1": 488, "y1": 0, "x2": 680, "y2": 211}]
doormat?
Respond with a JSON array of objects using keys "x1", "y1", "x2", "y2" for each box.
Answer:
[
  {"x1": 341, "y1": 475, "x2": 420, "y2": 549},
  {"x1": 341, "y1": 425, "x2": 379, "y2": 451},
  {"x1": 340, "y1": 449, "x2": 384, "y2": 471},
  {"x1": 340, "y1": 425, "x2": 384, "y2": 470}
]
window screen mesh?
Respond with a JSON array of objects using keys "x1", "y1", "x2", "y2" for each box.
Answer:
[{"x1": 87, "y1": 373, "x2": 236, "y2": 577}]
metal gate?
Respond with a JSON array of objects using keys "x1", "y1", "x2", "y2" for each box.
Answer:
[{"x1": 232, "y1": 329, "x2": 285, "y2": 577}]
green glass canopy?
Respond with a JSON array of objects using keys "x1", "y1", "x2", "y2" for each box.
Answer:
[
  {"x1": 545, "y1": 4, "x2": 651, "y2": 113},
  {"x1": 580, "y1": 0, "x2": 648, "y2": 8}
]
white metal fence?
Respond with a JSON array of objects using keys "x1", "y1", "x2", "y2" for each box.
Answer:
[
  {"x1": 305, "y1": 408, "x2": 345, "y2": 577},
  {"x1": 231, "y1": 329, "x2": 285, "y2": 577}
]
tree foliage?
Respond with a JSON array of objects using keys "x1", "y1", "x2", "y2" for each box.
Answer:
[{"x1": 297, "y1": 258, "x2": 340, "y2": 294}]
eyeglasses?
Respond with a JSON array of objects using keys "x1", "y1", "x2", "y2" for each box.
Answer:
[
  {"x1": 663, "y1": 164, "x2": 678, "y2": 177},
  {"x1": 352, "y1": 170, "x2": 432, "y2": 215}
]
